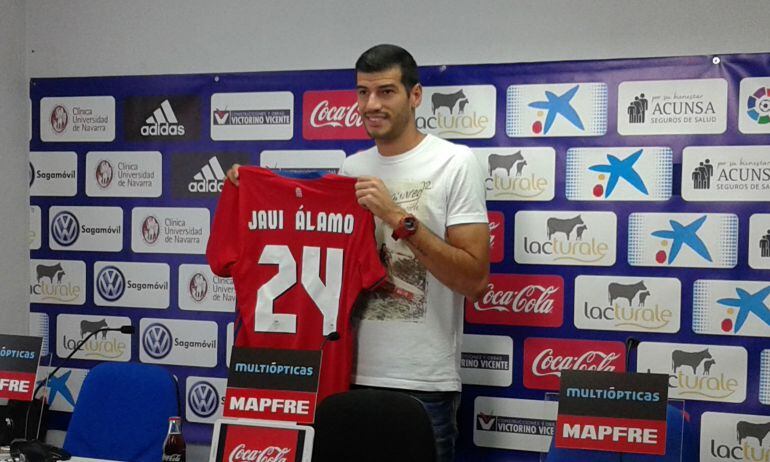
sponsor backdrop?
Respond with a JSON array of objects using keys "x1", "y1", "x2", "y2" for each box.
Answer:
[{"x1": 29, "y1": 53, "x2": 770, "y2": 460}]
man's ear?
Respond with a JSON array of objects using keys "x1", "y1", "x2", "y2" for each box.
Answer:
[{"x1": 410, "y1": 83, "x2": 423, "y2": 109}]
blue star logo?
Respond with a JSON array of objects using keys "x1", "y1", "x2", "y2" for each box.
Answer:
[
  {"x1": 588, "y1": 149, "x2": 649, "y2": 198},
  {"x1": 717, "y1": 286, "x2": 770, "y2": 333},
  {"x1": 528, "y1": 85, "x2": 584, "y2": 134},
  {"x1": 651, "y1": 215, "x2": 712, "y2": 264},
  {"x1": 37, "y1": 370, "x2": 76, "y2": 408}
]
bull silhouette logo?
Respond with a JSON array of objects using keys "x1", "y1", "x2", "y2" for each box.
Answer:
[
  {"x1": 431, "y1": 89, "x2": 468, "y2": 115},
  {"x1": 608, "y1": 280, "x2": 649, "y2": 307},
  {"x1": 737, "y1": 420, "x2": 770, "y2": 445},
  {"x1": 142, "y1": 216, "x2": 161, "y2": 244},
  {"x1": 95, "y1": 160, "x2": 114, "y2": 188},
  {"x1": 96, "y1": 266, "x2": 125, "y2": 302},
  {"x1": 143, "y1": 323, "x2": 173, "y2": 359},
  {"x1": 50, "y1": 105, "x2": 68, "y2": 133},
  {"x1": 546, "y1": 215, "x2": 586, "y2": 240},
  {"x1": 51, "y1": 211, "x2": 80, "y2": 247},
  {"x1": 671, "y1": 348, "x2": 713, "y2": 374},
  {"x1": 488, "y1": 151, "x2": 527, "y2": 178},
  {"x1": 188, "y1": 381, "x2": 219, "y2": 418},
  {"x1": 36, "y1": 263, "x2": 65, "y2": 283},
  {"x1": 188, "y1": 273, "x2": 208, "y2": 302}
]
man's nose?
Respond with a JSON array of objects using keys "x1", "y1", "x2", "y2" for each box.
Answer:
[{"x1": 364, "y1": 93, "x2": 382, "y2": 111}]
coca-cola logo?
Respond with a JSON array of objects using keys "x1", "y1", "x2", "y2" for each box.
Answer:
[
  {"x1": 531, "y1": 349, "x2": 621, "y2": 377},
  {"x1": 523, "y1": 338, "x2": 625, "y2": 390},
  {"x1": 465, "y1": 274, "x2": 563, "y2": 328},
  {"x1": 309, "y1": 100, "x2": 362, "y2": 128},
  {"x1": 302, "y1": 91, "x2": 369, "y2": 140},
  {"x1": 228, "y1": 444, "x2": 291, "y2": 462}
]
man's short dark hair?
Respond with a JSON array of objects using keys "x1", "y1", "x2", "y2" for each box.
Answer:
[{"x1": 355, "y1": 44, "x2": 420, "y2": 92}]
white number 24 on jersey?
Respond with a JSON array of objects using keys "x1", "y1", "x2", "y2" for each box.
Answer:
[{"x1": 255, "y1": 245, "x2": 343, "y2": 336}]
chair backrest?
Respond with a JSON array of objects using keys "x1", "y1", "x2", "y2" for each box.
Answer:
[
  {"x1": 312, "y1": 389, "x2": 437, "y2": 462},
  {"x1": 63, "y1": 362, "x2": 179, "y2": 462}
]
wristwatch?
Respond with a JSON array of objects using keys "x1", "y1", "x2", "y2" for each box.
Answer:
[{"x1": 391, "y1": 214, "x2": 418, "y2": 240}]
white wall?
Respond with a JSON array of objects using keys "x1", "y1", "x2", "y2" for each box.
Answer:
[
  {"x1": 25, "y1": 0, "x2": 770, "y2": 77},
  {"x1": 0, "y1": 0, "x2": 29, "y2": 334}
]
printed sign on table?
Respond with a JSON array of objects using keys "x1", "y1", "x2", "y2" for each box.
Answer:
[{"x1": 0, "y1": 334, "x2": 43, "y2": 401}]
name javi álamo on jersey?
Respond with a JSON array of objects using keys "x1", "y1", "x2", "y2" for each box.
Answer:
[{"x1": 248, "y1": 207, "x2": 355, "y2": 235}]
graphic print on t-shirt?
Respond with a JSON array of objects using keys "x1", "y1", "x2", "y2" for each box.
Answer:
[{"x1": 358, "y1": 179, "x2": 430, "y2": 323}]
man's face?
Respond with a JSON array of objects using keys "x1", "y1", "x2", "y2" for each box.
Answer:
[{"x1": 356, "y1": 66, "x2": 421, "y2": 141}]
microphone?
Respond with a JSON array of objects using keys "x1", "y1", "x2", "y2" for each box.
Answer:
[{"x1": 625, "y1": 337, "x2": 640, "y2": 371}]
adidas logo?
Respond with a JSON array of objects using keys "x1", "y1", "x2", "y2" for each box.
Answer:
[
  {"x1": 141, "y1": 99, "x2": 185, "y2": 136},
  {"x1": 188, "y1": 156, "x2": 226, "y2": 192}
]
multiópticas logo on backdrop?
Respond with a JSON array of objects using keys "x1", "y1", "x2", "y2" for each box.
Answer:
[
  {"x1": 574, "y1": 275, "x2": 681, "y2": 333},
  {"x1": 123, "y1": 96, "x2": 200, "y2": 141},
  {"x1": 465, "y1": 274, "x2": 563, "y2": 327},
  {"x1": 514, "y1": 211, "x2": 617, "y2": 266}
]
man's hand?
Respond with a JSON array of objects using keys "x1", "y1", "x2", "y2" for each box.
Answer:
[
  {"x1": 354, "y1": 176, "x2": 405, "y2": 228},
  {"x1": 227, "y1": 163, "x2": 241, "y2": 186}
]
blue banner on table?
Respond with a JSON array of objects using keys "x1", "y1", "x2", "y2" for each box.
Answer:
[{"x1": 556, "y1": 371, "x2": 668, "y2": 455}]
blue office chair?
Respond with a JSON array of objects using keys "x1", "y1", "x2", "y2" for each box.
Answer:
[{"x1": 63, "y1": 362, "x2": 179, "y2": 462}]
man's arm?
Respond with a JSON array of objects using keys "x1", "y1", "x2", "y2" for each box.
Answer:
[{"x1": 355, "y1": 176, "x2": 490, "y2": 302}]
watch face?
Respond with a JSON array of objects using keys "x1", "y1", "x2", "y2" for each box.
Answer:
[{"x1": 404, "y1": 217, "x2": 417, "y2": 231}]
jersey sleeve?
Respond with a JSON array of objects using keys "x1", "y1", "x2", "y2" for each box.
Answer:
[
  {"x1": 206, "y1": 180, "x2": 240, "y2": 277},
  {"x1": 357, "y1": 211, "x2": 387, "y2": 290},
  {"x1": 445, "y1": 146, "x2": 489, "y2": 227}
]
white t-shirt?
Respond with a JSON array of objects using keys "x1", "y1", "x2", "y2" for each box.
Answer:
[{"x1": 339, "y1": 134, "x2": 488, "y2": 391}]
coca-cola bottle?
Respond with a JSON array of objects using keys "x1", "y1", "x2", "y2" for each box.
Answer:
[{"x1": 162, "y1": 416, "x2": 185, "y2": 462}]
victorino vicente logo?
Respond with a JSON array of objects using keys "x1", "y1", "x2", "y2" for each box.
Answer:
[
  {"x1": 302, "y1": 90, "x2": 369, "y2": 140},
  {"x1": 523, "y1": 338, "x2": 626, "y2": 390},
  {"x1": 465, "y1": 274, "x2": 563, "y2": 327}
]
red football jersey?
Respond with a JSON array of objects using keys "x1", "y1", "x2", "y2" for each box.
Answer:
[{"x1": 207, "y1": 167, "x2": 385, "y2": 402}]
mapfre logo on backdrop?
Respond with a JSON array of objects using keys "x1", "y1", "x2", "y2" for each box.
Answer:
[
  {"x1": 123, "y1": 96, "x2": 200, "y2": 141},
  {"x1": 302, "y1": 90, "x2": 369, "y2": 140},
  {"x1": 523, "y1": 338, "x2": 625, "y2": 390},
  {"x1": 465, "y1": 274, "x2": 563, "y2": 327},
  {"x1": 700, "y1": 411, "x2": 770, "y2": 461},
  {"x1": 474, "y1": 147, "x2": 556, "y2": 201},
  {"x1": 636, "y1": 341, "x2": 747, "y2": 403},
  {"x1": 574, "y1": 275, "x2": 681, "y2": 333}
]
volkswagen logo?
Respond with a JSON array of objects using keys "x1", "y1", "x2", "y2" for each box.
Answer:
[
  {"x1": 188, "y1": 272, "x2": 208, "y2": 302},
  {"x1": 95, "y1": 159, "x2": 114, "y2": 188},
  {"x1": 143, "y1": 323, "x2": 173, "y2": 359},
  {"x1": 29, "y1": 162, "x2": 35, "y2": 187},
  {"x1": 50, "y1": 105, "x2": 68, "y2": 133},
  {"x1": 142, "y1": 216, "x2": 160, "y2": 244},
  {"x1": 96, "y1": 266, "x2": 125, "y2": 302},
  {"x1": 51, "y1": 211, "x2": 80, "y2": 247},
  {"x1": 188, "y1": 381, "x2": 219, "y2": 419}
]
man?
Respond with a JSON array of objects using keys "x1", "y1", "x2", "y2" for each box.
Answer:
[{"x1": 228, "y1": 44, "x2": 489, "y2": 461}]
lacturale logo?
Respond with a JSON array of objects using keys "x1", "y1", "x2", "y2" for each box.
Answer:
[
  {"x1": 747, "y1": 86, "x2": 770, "y2": 125},
  {"x1": 141, "y1": 99, "x2": 185, "y2": 136},
  {"x1": 588, "y1": 149, "x2": 648, "y2": 198},
  {"x1": 651, "y1": 215, "x2": 711, "y2": 265},
  {"x1": 189, "y1": 156, "x2": 226, "y2": 192},
  {"x1": 528, "y1": 85, "x2": 583, "y2": 135}
]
